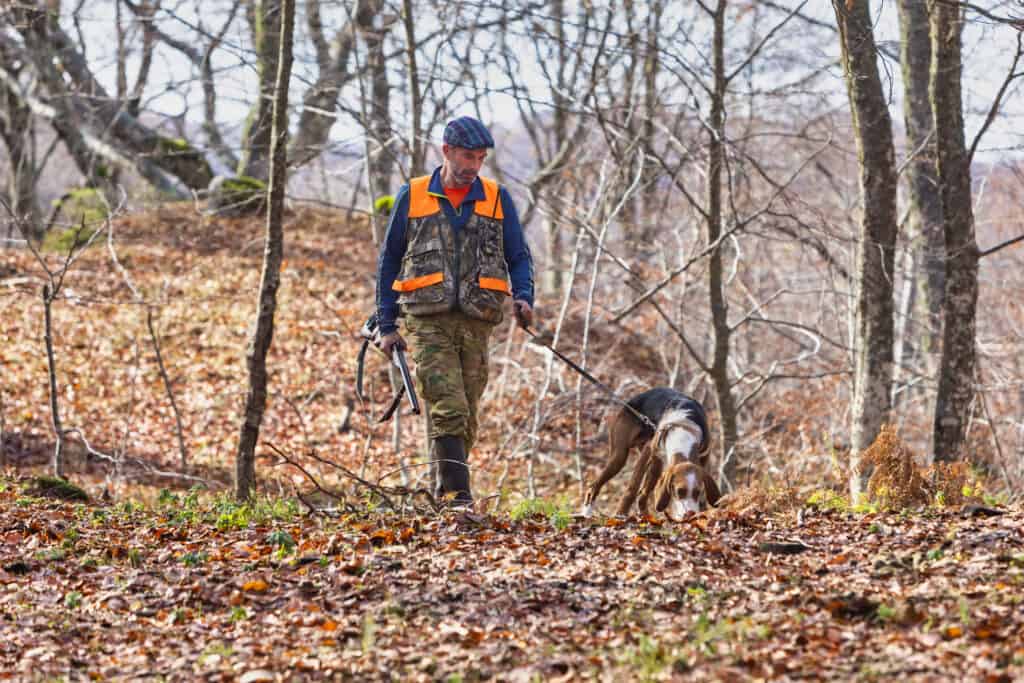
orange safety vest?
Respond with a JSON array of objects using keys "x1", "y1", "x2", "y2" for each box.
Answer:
[{"x1": 391, "y1": 175, "x2": 512, "y2": 323}]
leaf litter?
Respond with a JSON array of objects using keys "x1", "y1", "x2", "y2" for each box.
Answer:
[{"x1": 2, "y1": 478, "x2": 1023, "y2": 681}]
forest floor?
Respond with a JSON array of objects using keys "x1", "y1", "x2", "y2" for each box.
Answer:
[
  {"x1": 1, "y1": 475, "x2": 1022, "y2": 681},
  {"x1": 2, "y1": 203, "x2": 1022, "y2": 680}
]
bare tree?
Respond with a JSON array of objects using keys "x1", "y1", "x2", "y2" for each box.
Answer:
[
  {"x1": 832, "y1": 0, "x2": 898, "y2": 497},
  {"x1": 930, "y1": 0, "x2": 979, "y2": 463},
  {"x1": 289, "y1": 0, "x2": 384, "y2": 168},
  {"x1": 235, "y1": 0, "x2": 295, "y2": 501},
  {"x1": 357, "y1": 2, "x2": 396, "y2": 238},
  {"x1": 703, "y1": 0, "x2": 743, "y2": 485},
  {"x1": 237, "y1": 0, "x2": 282, "y2": 180},
  {"x1": 6, "y1": 198, "x2": 112, "y2": 478},
  {"x1": 0, "y1": 42, "x2": 39, "y2": 233},
  {"x1": 896, "y1": 0, "x2": 945, "y2": 364},
  {"x1": 121, "y1": 0, "x2": 243, "y2": 172},
  {"x1": 1, "y1": 3, "x2": 213, "y2": 193},
  {"x1": 502, "y1": 0, "x2": 600, "y2": 295},
  {"x1": 400, "y1": 0, "x2": 425, "y2": 176}
]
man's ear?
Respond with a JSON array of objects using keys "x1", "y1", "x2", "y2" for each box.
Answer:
[{"x1": 655, "y1": 472, "x2": 672, "y2": 512}]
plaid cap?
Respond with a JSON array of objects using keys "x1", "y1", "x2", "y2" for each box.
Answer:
[{"x1": 442, "y1": 116, "x2": 495, "y2": 149}]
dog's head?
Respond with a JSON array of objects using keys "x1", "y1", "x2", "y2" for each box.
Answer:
[{"x1": 655, "y1": 462, "x2": 710, "y2": 521}]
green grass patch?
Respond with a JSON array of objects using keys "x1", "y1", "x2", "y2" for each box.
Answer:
[
  {"x1": 36, "y1": 547, "x2": 67, "y2": 562},
  {"x1": 805, "y1": 488, "x2": 848, "y2": 512},
  {"x1": 266, "y1": 529, "x2": 296, "y2": 552},
  {"x1": 508, "y1": 497, "x2": 573, "y2": 530},
  {"x1": 619, "y1": 635, "x2": 681, "y2": 680},
  {"x1": 180, "y1": 551, "x2": 208, "y2": 567},
  {"x1": 148, "y1": 488, "x2": 302, "y2": 529},
  {"x1": 213, "y1": 494, "x2": 300, "y2": 530},
  {"x1": 64, "y1": 591, "x2": 83, "y2": 609},
  {"x1": 804, "y1": 488, "x2": 880, "y2": 514}
]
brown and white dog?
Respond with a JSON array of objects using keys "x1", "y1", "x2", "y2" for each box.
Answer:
[{"x1": 581, "y1": 388, "x2": 721, "y2": 520}]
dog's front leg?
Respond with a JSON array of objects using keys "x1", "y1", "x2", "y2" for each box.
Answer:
[
  {"x1": 582, "y1": 452, "x2": 628, "y2": 516},
  {"x1": 582, "y1": 411, "x2": 641, "y2": 516},
  {"x1": 616, "y1": 451, "x2": 653, "y2": 516},
  {"x1": 636, "y1": 454, "x2": 664, "y2": 516}
]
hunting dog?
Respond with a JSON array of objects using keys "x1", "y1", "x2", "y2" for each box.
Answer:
[{"x1": 581, "y1": 388, "x2": 721, "y2": 520}]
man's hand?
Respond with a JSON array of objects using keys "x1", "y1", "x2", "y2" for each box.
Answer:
[
  {"x1": 513, "y1": 300, "x2": 533, "y2": 329},
  {"x1": 378, "y1": 331, "x2": 407, "y2": 357}
]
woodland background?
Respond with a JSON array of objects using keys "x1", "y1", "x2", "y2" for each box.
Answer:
[{"x1": 2, "y1": 1, "x2": 1024, "y2": 680}]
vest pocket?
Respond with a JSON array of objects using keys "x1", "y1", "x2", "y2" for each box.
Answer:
[
  {"x1": 461, "y1": 265, "x2": 509, "y2": 322},
  {"x1": 395, "y1": 249, "x2": 446, "y2": 303}
]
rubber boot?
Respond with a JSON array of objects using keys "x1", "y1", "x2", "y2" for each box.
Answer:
[{"x1": 434, "y1": 435, "x2": 473, "y2": 508}]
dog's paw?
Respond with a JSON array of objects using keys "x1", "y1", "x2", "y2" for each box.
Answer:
[{"x1": 578, "y1": 504, "x2": 594, "y2": 518}]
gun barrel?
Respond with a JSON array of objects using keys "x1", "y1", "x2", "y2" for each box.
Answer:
[{"x1": 393, "y1": 350, "x2": 420, "y2": 415}]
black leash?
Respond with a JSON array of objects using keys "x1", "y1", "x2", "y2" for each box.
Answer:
[{"x1": 516, "y1": 315, "x2": 659, "y2": 432}]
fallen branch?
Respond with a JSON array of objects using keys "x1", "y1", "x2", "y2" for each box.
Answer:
[{"x1": 266, "y1": 442, "x2": 399, "y2": 513}]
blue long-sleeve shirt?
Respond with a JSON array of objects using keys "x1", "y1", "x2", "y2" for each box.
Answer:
[{"x1": 375, "y1": 167, "x2": 535, "y2": 334}]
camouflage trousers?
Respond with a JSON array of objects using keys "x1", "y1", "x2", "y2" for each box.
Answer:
[{"x1": 404, "y1": 311, "x2": 495, "y2": 450}]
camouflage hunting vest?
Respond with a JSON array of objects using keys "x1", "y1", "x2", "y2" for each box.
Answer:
[{"x1": 392, "y1": 175, "x2": 511, "y2": 323}]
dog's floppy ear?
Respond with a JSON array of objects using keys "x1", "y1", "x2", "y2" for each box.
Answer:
[
  {"x1": 702, "y1": 469, "x2": 722, "y2": 507},
  {"x1": 697, "y1": 432, "x2": 712, "y2": 471},
  {"x1": 655, "y1": 470, "x2": 672, "y2": 512}
]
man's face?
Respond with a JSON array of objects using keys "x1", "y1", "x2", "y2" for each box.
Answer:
[{"x1": 442, "y1": 144, "x2": 488, "y2": 187}]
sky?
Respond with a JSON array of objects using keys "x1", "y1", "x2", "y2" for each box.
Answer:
[{"x1": 43, "y1": 1, "x2": 1024, "y2": 166}]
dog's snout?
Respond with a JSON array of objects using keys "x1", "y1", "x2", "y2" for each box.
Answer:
[{"x1": 668, "y1": 496, "x2": 701, "y2": 520}]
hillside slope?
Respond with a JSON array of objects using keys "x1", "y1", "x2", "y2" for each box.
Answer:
[{"x1": 1, "y1": 202, "x2": 682, "y2": 506}]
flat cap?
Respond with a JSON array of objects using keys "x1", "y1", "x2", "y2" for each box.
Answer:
[{"x1": 442, "y1": 116, "x2": 495, "y2": 149}]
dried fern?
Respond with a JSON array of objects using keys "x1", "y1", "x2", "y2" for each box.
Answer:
[
  {"x1": 858, "y1": 425, "x2": 984, "y2": 510},
  {"x1": 858, "y1": 424, "x2": 931, "y2": 509}
]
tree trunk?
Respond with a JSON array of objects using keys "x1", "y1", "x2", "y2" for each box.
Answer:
[
  {"x1": 290, "y1": 0, "x2": 382, "y2": 168},
  {"x1": 1017, "y1": 377, "x2": 1024, "y2": 479},
  {"x1": 897, "y1": 0, "x2": 945, "y2": 362},
  {"x1": 238, "y1": 0, "x2": 282, "y2": 180},
  {"x1": 401, "y1": 0, "x2": 425, "y2": 176},
  {"x1": 235, "y1": 0, "x2": 295, "y2": 501},
  {"x1": 0, "y1": 67, "x2": 39, "y2": 234},
  {"x1": 1, "y1": 33, "x2": 105, "y2": 190},
  {"x1": 929, "y1": 1, "x2": 978, "y2": 462},
  {"x1": 832, "y1": 0, "x2": 899, "y2": 498},
  {"x1": 360, "y1": 6, "x2": 394, "y2": 233},
  {"x1": 545, "y1": 0, "x2": 569, "y2": 294},
  {"x1": 706, "y1": 0, "x2": 741, "y2": 488},
  {"x1": 43, "y1": 285, "x2": 65, "y2": 479},
  {"x1": 640, "y1": 0, "x2": 663, "y2": 245}
]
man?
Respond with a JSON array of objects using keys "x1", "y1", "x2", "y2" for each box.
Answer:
[{"x1": 375, "y1": 116, "x2": 534, "y2": 507}]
